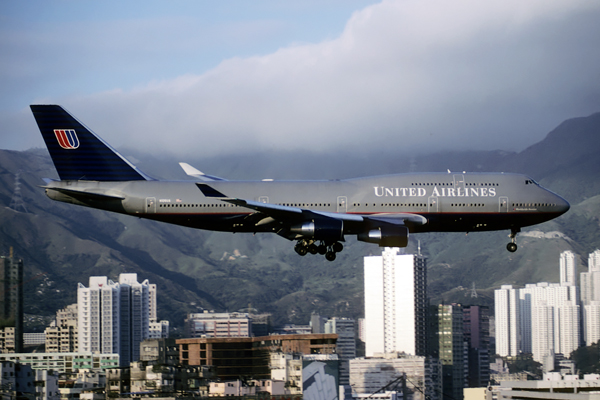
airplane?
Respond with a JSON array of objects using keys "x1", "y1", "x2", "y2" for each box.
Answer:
[{"x1": 30, "y1": 105, "x2": 570, "y2": 261}]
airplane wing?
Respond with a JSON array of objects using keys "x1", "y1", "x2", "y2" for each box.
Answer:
[
  {"x1": 179, "y1": 163, "x2": 227, "y2": 181},
  {"x1": 195, "y1": 183, "x2": 427, "y2": 227}
]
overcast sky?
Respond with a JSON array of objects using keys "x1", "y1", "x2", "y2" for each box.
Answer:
[{"x1": 2, "y1": 0, "x2": 600, "y2": 157}]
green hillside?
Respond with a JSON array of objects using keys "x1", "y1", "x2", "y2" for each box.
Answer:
[{"x1": 1, "y1": 111, "x2": 599, "y2": 332}]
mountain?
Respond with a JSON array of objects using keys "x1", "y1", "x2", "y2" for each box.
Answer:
[{"x1": 1, "y1": 111, "x2": 600, "y2": 332}]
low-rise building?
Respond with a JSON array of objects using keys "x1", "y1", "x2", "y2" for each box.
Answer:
[
  {"x1": 0, "y1": 327, "x2": 16, "y2": 353},
  {"x1": 270, "y1": 353, "x2": 303, "y2": 395},
  {"x1": 0, "y1": 353, "x2": 119, "y2": 373},
  {"x1": 209, "y1": 379, "x2": 287, "y2": 397},
  {"x1": 45, "y1": 304, "x2": 78, "y2": 353},
  {"x1": 140, "y1": 338, "x2": 179, "y2": 365},
  {"x1": 178, "y1": 333, "x2": 337, "y2": 381},
  {"x1": 498, "y1": 373, "x2": 600, "y2": 399},
  {"x1": 59, "y1": 370, "x2": 105, "y2": 400},
  {"x1": 350, "y1": 353, "x2": 442, "y2": 400},
  {"x1": 34, "y1": 369, "x2": 60, "y2": 400},
  {"x1": 184, "y1": 311, "x2": 251, "y2": 338},
  {"x1": 129, "y1": 361, "x2": 215, "y2": 396}
]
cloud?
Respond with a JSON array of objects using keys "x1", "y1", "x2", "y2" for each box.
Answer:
[{"x1": 17, "y1": 0, "x2": 600, "y2": 157}]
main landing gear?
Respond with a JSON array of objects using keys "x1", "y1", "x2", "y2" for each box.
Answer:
[
  {"x1": 506, "y1": 228, "x2": 520, "y2": 252},
  {"x1": 295, "y1": 239, "x2": 344, "y2": 261}
]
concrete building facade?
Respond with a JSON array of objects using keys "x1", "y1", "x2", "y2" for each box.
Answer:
[
  {"x1": 364, "y1": 248, "x2": 427, "y2": 357},
  {"x1": 184, "y1": 311, "x2": 252, "y2": 338},
  {"x1": 177, "y1": 334, "x2": 337, "y2": 381}
]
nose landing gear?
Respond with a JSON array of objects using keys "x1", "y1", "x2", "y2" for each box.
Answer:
[
  {"x1": 294, "y1": 239, "x2": 344, "y2": 261},
  {"x1": 506, "y1": 228, "x2": 520, "y2": 252}
]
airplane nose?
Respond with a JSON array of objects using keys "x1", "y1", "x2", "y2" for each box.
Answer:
[{"x1": 555, "y1": 195, "x2": 570, "y2": 215}]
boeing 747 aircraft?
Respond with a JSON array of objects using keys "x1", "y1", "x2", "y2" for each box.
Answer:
[{"x1": 31, "y1": 105, "x2": 570, "y2": 261}]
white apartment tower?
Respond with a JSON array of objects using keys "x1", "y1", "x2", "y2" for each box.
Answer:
[
  {"x1": 364, "y1": 247, "x2": 427, "y2": 357},
  {"x1": 495, "y1": 251, "x2": 580, "y2": 362},
  {"x1": 78, "y1": 276, "x2": 120, "y2": 355},
  {"x1": 494, "y1": 285, "x2": 520, "y2": 357},
  {"x1": 78, "y1": 273, "x2": 154, "y2": 366},
  {"x1": 584, "y1": 302, "x2": 600, "y2": 346},
  {"x1": 581, "y1": 249, "x2": 600, "y2": 345},
  {"x1": 559, "y1": 250, "x2": 577, "y2": 286}
]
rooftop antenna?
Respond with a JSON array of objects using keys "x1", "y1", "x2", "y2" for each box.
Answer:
[
  {"x1": 417, "y1": 240, "x2": 421, "y2": 256},
  {"x1": 8, "y1": 170, "x2": 29, "y2": 213}
]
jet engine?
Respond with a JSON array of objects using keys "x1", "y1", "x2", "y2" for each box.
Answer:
[
  {"x1": 357, "y1": 225, "x2": 409, "y2": 247},
  {"x1": 290, "y1": 219, "x2": 344, "y2": 242}
]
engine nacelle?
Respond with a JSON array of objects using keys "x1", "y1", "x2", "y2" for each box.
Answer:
[
  {"x1": 290, "y1": 219, "x2": 344, "y2": 242},
  {"x1": 357, "y1": 225, "x2": 409, "y2": 247}
]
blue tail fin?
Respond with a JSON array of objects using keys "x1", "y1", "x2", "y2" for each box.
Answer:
[{"x1": 30, "y1": 105, "x2": 151, "y2": 181}]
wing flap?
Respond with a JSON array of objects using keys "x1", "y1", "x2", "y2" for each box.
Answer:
[{"x1": 366, "y1": 213, "x2": 428, "y2": 226}]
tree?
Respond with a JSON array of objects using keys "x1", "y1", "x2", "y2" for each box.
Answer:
[{"x1": 570, "y1": 342, "x2": 600, "y2": 374}]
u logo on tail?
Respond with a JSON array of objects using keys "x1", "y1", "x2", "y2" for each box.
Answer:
[{"x1": 54, "y1": 129, "x2": 80, "y2": 149}]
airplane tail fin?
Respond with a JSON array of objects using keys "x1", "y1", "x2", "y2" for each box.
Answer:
[{"x1": 30, "y1": 105, "x2": 152, "y2": 181}]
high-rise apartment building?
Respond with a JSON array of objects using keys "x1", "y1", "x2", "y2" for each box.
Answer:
[
  {"x1": 497, "y1": 282, "x2": 580, "y2": 362},
  {"x1": 0, "y1": 251, "x2": 23, "y2": 353},
  {"x1": 582, "y1": 250, "x2": 600, "y2": 304},
  {"x1": 324, "y1": 317, "x2": 356, "y2": 386},
  {"x1": 581, "y1": 250, "x2": 600, "y2": 345},
  {"x1": 494, "y1": 285, "x2": 520, "y2": 357},
  {"x1": 559, "y1": 250, "x2": 577, "y2": 286},
  {"x1": 495, "y1": 251, "x2": 581, "y2": 362},
  {"x1": 78, "y1": 273, "x2": 157, "y2": 366},
  {"x1": 430, "y1": 304, "x2": 464, "y2": 400},
  {"x1": 364, "y1": 248, "x2": 427, "y2": 357},
  {"x1": 584, "y1": 302, "x2": 600, "y2": 346},
  {"x1": 118, "y1": 273, "x2": 150, "y2": 365},
  {"x1": 463, "y1": 306, "x2": 490, "y2": 388}
]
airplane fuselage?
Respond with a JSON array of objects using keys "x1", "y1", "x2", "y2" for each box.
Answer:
[
  {"x1": 31, "y1": 104, "x2": 570, "y2": 260},
  {"x1": 45, "y1": 171, "x2": 568, "y2": 236}
]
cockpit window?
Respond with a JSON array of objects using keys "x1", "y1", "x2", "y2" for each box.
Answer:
[{"x1": 525, "y1": 179, "x2": 538, "y2": 185}]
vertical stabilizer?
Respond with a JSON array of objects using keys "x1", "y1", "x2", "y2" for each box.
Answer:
[{"x1": 30, "y1": 105, "x2": 151, "y2": 181}]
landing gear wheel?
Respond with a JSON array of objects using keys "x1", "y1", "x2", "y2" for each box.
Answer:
[
  {"x1": 308, "y1": 244, "x2": 318, "y2": 254},
  {"x1": 295, "y1": 241, "x2": 308, "y2": 256},
  {"x1": 325, "y1": 251, "x2": 336, "y2": 261},
  {"x1": 332, "y1": 242, "x2": 344, "y2": 253},
  {"x1": 317, "y1": 244, "x2": 327, "y2": 255},
  {"x1": 506, "y1": 228, "x2": 520, "y2": 253},
  {"x1": 506, "y1": 242, "x2": 517, "y2": 253}
]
